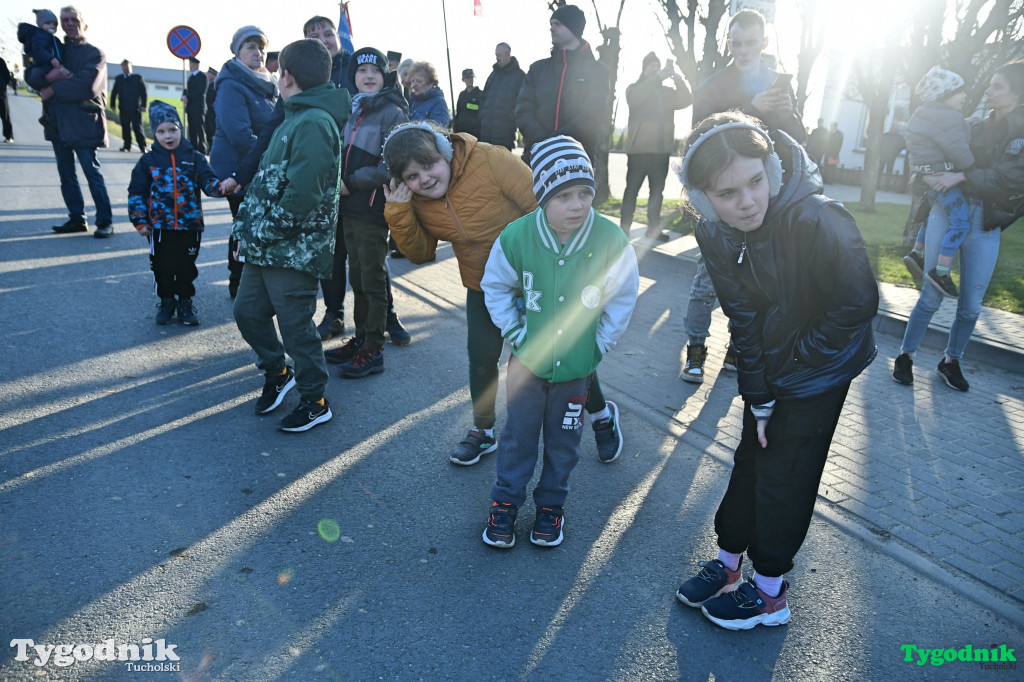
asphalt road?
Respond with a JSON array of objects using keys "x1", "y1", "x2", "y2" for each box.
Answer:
[{"x1": 1, "y1": 94, "x2": 1021, "y2": 680}]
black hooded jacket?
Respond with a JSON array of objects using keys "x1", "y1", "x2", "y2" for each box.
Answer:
[
  {"x1": 964, "y1": 106, "x2": 1024, "y2": 232},
  {"x1": 695, "y1": 133, "x2": 879, "y2": 405},
  {"x1": 479, "y1": 56, "x2": 525, "y2": 148}
]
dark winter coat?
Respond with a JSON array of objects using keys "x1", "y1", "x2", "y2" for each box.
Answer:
[
  {"x1": 906, "y1": 101, "x2": 973, "y2": 174},
  {"x1": 185, "y1": 71, "x2": 207, "y2": 116},
  {"x1": 340, "y1": 84, "x2": 409, "y2": 224},
  {"x1": 516, "y1": 42, "x2": 610, "y2": 163},
  {"x1": 453, "y1": 86, "x2": 483, "y2": 137},
  {"x1": 45, "y1": 37, "x2": 107, "y2": 148},
  {"x1": 17, "y1": 23, "x2": 62, "y2": 90},
  {"x1": 695, "y1": 133, "x2": 878, "y2": 405},
  {"x1": 624, "y1": 73, "x2": 691, "y2": 155},
  {"x1": 128, "y1": 138, "x2": 220, "y2": 233},
  {"x1": 409, "y1": 85, "x2": 451, "y2": 127},
  {"x1": 691, "y1": 60, "x2": 806, "y2": 143},
  {"x1": 110, "y1": 72, "x2": 147, "y2": 112},
  {"x1": 209, "y1": 59, "x2": 277, "y2": 179},
  {"x1": 478, "y1": 56, "x2": 525, "y2": 148},
  {"x1": 964, "y1": 106, "x2": 1024, "y2": 231}
]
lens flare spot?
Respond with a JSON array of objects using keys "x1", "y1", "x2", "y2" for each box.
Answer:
[
  {"x1": 277, "y1": 567, "x2": 295, "y2": 585},
  {"x1": 317, "y1": 518, "x2": 341, "y2": 543}
]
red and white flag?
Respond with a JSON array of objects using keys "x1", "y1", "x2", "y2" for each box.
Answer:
[{"x1": 474, "y1": 0, "x2": 483, "y2": 16}]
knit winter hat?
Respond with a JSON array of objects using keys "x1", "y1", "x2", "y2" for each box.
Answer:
[
  {"x1": 349, "y1": 47, "x2": 388, "y2": 83},
  {"x1": 33, "y1": 9, "x2": 57, "y2": 27},
  {"x1": 148, "y1": 101, "x2": 182, "y2": 130},
  {"x1": 642, "y1": 52, "x2": 659, "y2": 69},
  {"x1": 916, "y1": 66, "x2": 965, "y2": 104},
  {"x1": 230, "y1": 25, "x2": 268, "y2": 57},
  {"x1": 551, "y1": 5, "x2": 586, "y2": 40},
  {"x1": 530, "y1": 136, "x2": 595, "y2": 208}
]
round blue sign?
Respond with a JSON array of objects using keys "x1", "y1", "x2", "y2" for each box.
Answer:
[{"x1": 167, "y1": 26, "x2": 201, "y2": 60}]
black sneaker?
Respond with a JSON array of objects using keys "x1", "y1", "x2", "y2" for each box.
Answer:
[
  {"x1": 676, "y1": 558, "x2": 743, "y2": 607},
  {"x1": 339, "y1": 347, "x2": 384, "y2": 379},
  {"x1": 324, "y1": 336, "x2": 364, "y2": 364},
  {"x1": 701, "y1": 578, "x2": 790, "y2": 630},
  {"x1": 903, "y1": 251, "x2": 925, "y2": 280},
  {"x1": 722, "y1": 342, "x2": 737, "y2": 372},
  {"x1": 593, "y1": 400, "x2": 623, "y2": 463},
  {"x1": 892, "y1": 353, "x2": 914, "y2": 385},
  {"x1": 279, "y1": 398, "x2": 333, "y2": 432},
  {"x1": 530, "y1": 506, "x2": 564, "y2": 547},
  {"x1": 52, "y1": 219, "x2": 88, "y2": 234},
  {"x1": 938, "y1": 358, "x2": 969, "y2": 392},
  {"x1": 177, "y1": 297, "x2": 199, "y2": 326},
  {"x1": 386, "y1": 313, "x2": 411, "y2": 346},
  {"x1": 681, "y1": 344, "x2": 707, "y2": 383},
  {"x1": 93, "y1": 222, "x2": 114, "y2": 238},
  {"x1": 254, "y1": 368, "x2": 295, "y2": 415},
  {"x1": 316, "y1": 313, "x2": 344, "y2": 341},
  {"x1": 926, "y1": 269, "x2": 958, "y2": 298},
  {"x1": 450, "y1": 428, "x2": 497, "y2": 466},
  {"x1": 482, "y1": 501, "x2": 517, "y2": 548},
  {"x1": 155, "y1": 297, "x2": 176, "y2": 325}
]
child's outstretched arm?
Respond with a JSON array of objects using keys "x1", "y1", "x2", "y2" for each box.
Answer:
[
  {"x1": 595, "y1": 244, "x2": 640, "y2": 354},
  {"x1": 194, "y1": 153, "x2": 222, "y2": 197},
  {"x1": 481, "y1": 235, "x2": 526, "y2": 349}
]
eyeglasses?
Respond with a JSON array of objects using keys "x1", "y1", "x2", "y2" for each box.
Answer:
[{"x1": 729, "y1": 38, "x2": 762, "y2": 49}]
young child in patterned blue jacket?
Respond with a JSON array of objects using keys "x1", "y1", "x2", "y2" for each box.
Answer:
[
  {"x1": 479, "y1": 136, "x2": 639, "y2": 549},
  {"x1": 128, "y1": 101, "x2": 220, "y2": 326}
]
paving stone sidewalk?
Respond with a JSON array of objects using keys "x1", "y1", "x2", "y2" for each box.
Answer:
[{"x1": 385, "y1": 224, "x2": 1024, "y2": 625}]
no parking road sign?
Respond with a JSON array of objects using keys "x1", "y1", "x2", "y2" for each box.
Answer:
[{"x1": 167, "y1": 26, "x2": 201, "y2": 60}]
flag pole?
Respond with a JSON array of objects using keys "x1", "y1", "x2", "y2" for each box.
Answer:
[{"x1": 440, "y1": 0, "x2": 456, "y2": 115}]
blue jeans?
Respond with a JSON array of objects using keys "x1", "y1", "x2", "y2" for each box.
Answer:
[
  {"x1": 51, "y1": 139, "x2": 112, "y2": 225},
  {"x1": 900, "y1": 199, "x2": 999, "y2": 360},
  {"x1": 914, "y1": 188, "x2": 970, "y2": 260},
  {"x1": 684, "y1": 255, "x2": 720, "y2": 346}
]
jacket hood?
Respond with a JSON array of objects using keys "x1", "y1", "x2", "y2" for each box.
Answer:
[
  {"x1": 447, "y1": 133, "x2": 479, "y2": 187},
  {"x1": 355, "y1": 82, "x2": 408, "y2": 116},
  {"x1": 492, "y1": 56, "x2": 521, "y2": 73},
  {"x1": 216, "y1": 59, "x2": 278, "y2": 100},
  {"x1": 549, "y1": 41, "x2": 595, "y2": 60},
  {"x1": 761, "y1": 130, "x2": 824, "y2": 228},
  {"x1": 283, "y1": 82, "x2": 351, "y2": 128},
  {"x1": 151, "y1": 136, "x2": 196, "y2": 160},
  {"x1": 412, "y1": 84, "x2": 446, "y2": 102}
]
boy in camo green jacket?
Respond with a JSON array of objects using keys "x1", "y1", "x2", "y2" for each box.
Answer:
[{"x1": 231, "y1": 38, "x2": 352, "y2": 433}]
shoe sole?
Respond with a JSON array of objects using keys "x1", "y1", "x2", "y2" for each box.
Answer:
[
  {"x1": 676, "y1": 578, "x2": 742, "y2": 608},
  {"x1": 94, "y1": 231, "x2": 112, "y2": 239},
  {"x1": 450, "y1": 440, "x2": 498, "y2": 466},
  {"x1": 156, "y1": 318, "x2": 173, "y2": 326},
  {"x1": 701, "y1": 605, "x2": 791, "y2": 630},
  {"x1": 598, "y1": 401, "x2": 623, "y2": 463},
  {"x1": 892, "y1": 372, "x2": 914, "y2": 386},
  {"x1": 721, "y1": 362, "x2": 737, "y2": 372},
  {"x1": 938, "y1": 368, "x2": 969, "y2": 392},
  {"x1": 680, "y1": 372, "x2": 705, "y2": 384},
  {"x1": 340, "y1": 364, "x2": 385, "y2": 379},
  {"x1": 255, "y1": 376, "x2": 295, "y2": 415},
  {"x1": 52, "y1": 226, "x2": 88, "y2": 233},
  {"x1": 388, "y1": 334, "x2": 412, "y2": 347},
  {"x1": 530, "y1": 522, "x2": 564, "y2": 547},
  {"x1": 279, "y1": 407, "x2": 333, "y2": 432},
  {"x1": 324, "y1": 352, "x2": 357, "y2": 365},
  {"x1": 925, "y1": 275, "x2": 958, "y2": 299},
  {"x1": 482, "y1": 527, "x2": 515, "y2": 548},
  {"x1": 903, "y1": 255, "x2": 925, "y2": 280}
]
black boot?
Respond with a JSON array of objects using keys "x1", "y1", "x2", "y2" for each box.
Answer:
[
  {"x1": 156, "y1": 298, "x2": 176, "y2": 325},
  {"x1": 178, "y1": 298, "x2": 200, "y2": 326}
]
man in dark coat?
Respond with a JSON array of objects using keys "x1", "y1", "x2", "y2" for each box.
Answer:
[
  {"x1": 805, "y1": 118, "x2": 828, "y2": 167},
  {"x1": 515, "y1": 4, "x2": 610, "y2": 164},
  {"x1": 0, "y1": 57, "x2": 13, "y2": 142},
  {"x1": 452, "y1": 68, "x2": 482, "y2": 137},
  {"x1": 621, "y1": 52, "x2": 691, "y2": 239},
  {"x1": 110, "y1": 59, "x2": 147, "y2": 152},
  {"x1": 41, "y1": 7, "x2": 113, "y2": 237},
  {"x1": 478, "y1": 42, "x2": 524, "y2": 149},
  {"x1": 183, "y1": 56, "x2": 207, "y2": 153},
  {"x1": 203, "y1": 67, "x2": 217, "y2": 144}
]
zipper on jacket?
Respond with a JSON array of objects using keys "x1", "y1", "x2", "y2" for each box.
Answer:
[
  {"x1": 737, "y1": 237, "x2": 747, "y2": 264},
  {"x1": 170, "y1": 151, "x2": 180, "y2": 229},
  {"x1": 555, "y1": 50, "x2": 568, "y2": 130},
  {"x1": 445, "y1": 198, "x2": 472, "y2": 245}
]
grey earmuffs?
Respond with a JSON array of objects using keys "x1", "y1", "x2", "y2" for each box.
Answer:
[
  {"x1": 381, "y1": 120, "x2": 454, "y2": 169},
  {"x1": 676, "y1": 121, "x2": 783, "y2": 223}
]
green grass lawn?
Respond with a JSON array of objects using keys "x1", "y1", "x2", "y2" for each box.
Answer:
[
  {"x1": 599, "y1": 197, "x2": 1024, "y2": 314},
  {"x1": 105, "y1": 97, "x2": 185, "y2": 147}
]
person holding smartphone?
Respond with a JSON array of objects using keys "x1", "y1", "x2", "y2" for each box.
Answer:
[
  {"x1": 621, "y1": 52, "x2": 692, "y2": 240},
  {"x1": 680, "y1": 7, "x2": 806, "y2": 385}
]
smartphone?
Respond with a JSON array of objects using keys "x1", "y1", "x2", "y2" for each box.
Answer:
[{"x1": 773, "y1": 73, "x2": 793, "y2": 91}]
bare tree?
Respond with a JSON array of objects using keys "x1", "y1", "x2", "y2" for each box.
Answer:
[
  {"x1": 794, "y1": 1, "x2": 829, "y2": 117},
  {"x1": 654, "y1": 0, "x2": 730, "y2": 93}
]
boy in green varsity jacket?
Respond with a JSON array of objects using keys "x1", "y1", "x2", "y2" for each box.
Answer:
[
  {"x1": 231, "y1": 38, "x2": 350, "y2": 433},
  {"x1": 479, "y1": 135, "x2": 639, "y2": 549}
]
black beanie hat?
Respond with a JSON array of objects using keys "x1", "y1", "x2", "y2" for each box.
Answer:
[
  {"x1": 642, "y1": 52, "x2": 659, "y2": 69},
  {"x1": 551, "y1": 5, "x2": 586, "y2": 40},
  {"x1": 348, "y1": 47, "x2": 388, "y2": 84}
]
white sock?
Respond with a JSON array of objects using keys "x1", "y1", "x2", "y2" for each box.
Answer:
[
  {"x1": 590, "y1": 407, "x2": 610, "y2": 422},
  {"x1": 716, "y1": 549, "x2": 742, "y2": 572},
  {"x1": 752, "y1": 571, "x2": 783, "y2": 598},
  {"x1": 477, "y1": 427, "x2": 494, "y2": 438}
]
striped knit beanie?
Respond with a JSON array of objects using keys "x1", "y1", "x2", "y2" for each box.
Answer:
[{"x1": 530, "y1": 136, "x2": 595, "y2": 208}]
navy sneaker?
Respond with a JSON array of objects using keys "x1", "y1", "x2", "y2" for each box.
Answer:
[
  {"x1": 155, "y1": 297, "x2": 176, "y2": 325},
  {"x1": 450, "y1": 428, "x2": 497, "y2": 466},
  {"x1": 530, "y1": 506, "x2": 564, "y2": 547},
  {"x1": 903, "y1": 251, "x2": 925, "y2": 280},
  {"x1": 254, "y1": 368, "x2": 295, "y2": 415},
  {"x1": 339, "y1": 347, "x2": 384, "y2": 379},
  {"x1": 926, "y1": 268, "x2": 959, "y2": 298},
  {"x1": 701, "y1": 578, "x2": 790, "y2": 630},
  {"x1": 482, "y1": 501, "x2": 517, "y2": 548},
  {"x1": 593, "y1": 400, "x2": 623, "y2": 463},
  {"x1": 892, "y1": 353, "x2": 914, "y2": 385},
  {"x1": 93, "y1": 222, "x2": 114, "y2": 238},
  {"x1": 177, "y1": 297, "x2": 199, "y2": 326},
  {"x1": 317, "y1": 313, "x2": 344, "y2": 341},
  {"x1": 386, "y1": 313, "x2": 411, "y2": 346},
  {"x1": 676, "y1": 558, "x2": 743, "y2": 607},
  {"x1": 938, "y1": 358, "x2": 969, "y2": 392},
  {"x1": 279, "y1": 398, "x2": 332, "y2": 432},
  {"x1": 324, "y1": 336, "x2": 364, "y2": 364}
]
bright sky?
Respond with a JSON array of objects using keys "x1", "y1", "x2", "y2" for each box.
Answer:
[{"x1": 1, "y1": 0, "x2": 815, "y2": 130}]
